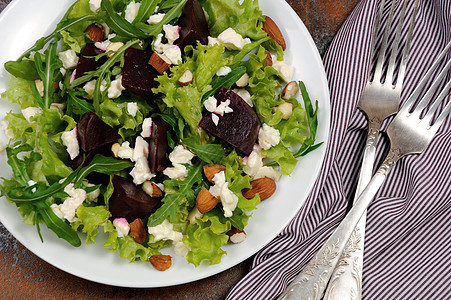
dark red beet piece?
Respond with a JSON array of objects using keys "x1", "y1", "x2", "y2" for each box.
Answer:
[
  {"x1": 148, "y1": 117, "x2": 171, "y2": 173},
  {"x1": 74, "y1": 44, "x2": 107, "y2": 80},
  {"x1": 77, "y1": 112, "x2": 121, "y2": 153},
  {"x1": 109, "y1": 175, "x2": 160, "y2": 222},
  {"x1": 199, "y1": 87, "x2": 260, "y2": 155},
  {"x1": 122, "y1": 48, "x2": 159, "y2": 100},
  {"x1": 176, "y1": 0, "x2": 210, "y2": 49}
]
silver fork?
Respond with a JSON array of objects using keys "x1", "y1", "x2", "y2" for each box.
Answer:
[
  {"x1": 277, "y1": 40, "x2": 451, "y2": 300},
  {"x1": 324, "y1": 1, "x2": 418, "y2": 299}
]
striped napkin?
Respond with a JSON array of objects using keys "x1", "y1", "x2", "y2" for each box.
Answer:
[{"x1": 226, "y1": 0, "x2": 451, "y2": 299}]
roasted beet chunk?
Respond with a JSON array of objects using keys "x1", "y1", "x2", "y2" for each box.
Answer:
[
  {"x1": 176, "y1": 0, "x2": 210, "y2": 49},
  {"x1": 77, "y1": 112, "x2": 121, "y2": 153},
  {"x1": 74, "y1": 44, "x2": 107, "y2": 80},
  {"x1": 148, "y1": 117, "x2": 171, "y2": 173},
  {"x1": 109, "y1": 175, "x2": 160, "y2": 222},
  {"x1": 199, "y1": 87, "x2": 260, "y2": 155},
  {"x1": 122, "y1": 48, "x2": 159, "y2": 99}
]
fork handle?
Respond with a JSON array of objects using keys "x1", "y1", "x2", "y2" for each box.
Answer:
[
  {"x1": 323, "y1": 117, "x2": 381, "y2": 300},
  {"x1": 277, "y1": 148, "x2": 401, "y2": 300}
]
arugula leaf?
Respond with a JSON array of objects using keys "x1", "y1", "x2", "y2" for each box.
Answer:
[
  {"x1": 4, "y1": 60, "x2": 40, "y2": 81},
  {"x1": 5, "y1": 144, "x2": 39, "y2": 186},
  {"x1": 133, "y1": 0, "x2": 162, "y2": 24},
  {"x1": 295, "y1": 81, "x2": 320, "y2": 155},
  {"x1": 147, "y1": 161, "x2": 204, "y2": 227},
  {"x1": 202, "y1": 66, "x2": 246, "y2": 101},
  {"x1": 66, "y1": 89, "x2": 95, "y2": 116},
  {"x1": 101, "y1": 0, "x2": 147, "y2": 39},
  {"x1": 182, "y1": 136, "x2": 225, "y2": 164},
  {"x1": 35, "y1": 201, "x2": 81, "y2": 247},
  {"x1": 33, "y1": 42, "x2": 59, "y2": 109}
]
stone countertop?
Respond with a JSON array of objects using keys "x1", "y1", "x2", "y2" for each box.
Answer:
[{"x1": 0, "y1": 0, "x2": 359, "y2": 299}]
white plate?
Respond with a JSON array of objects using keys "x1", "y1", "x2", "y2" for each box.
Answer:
[{"x1": 0, "y1": 0, "x2": 330, "y2": 288}]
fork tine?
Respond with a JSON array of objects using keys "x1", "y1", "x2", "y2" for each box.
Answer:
[
  {"x1": 373, "y1": 0, "x2": 397, "y2": 83},
  {"x1": 399, "y1": 40, "x2": 451, "y2": 115},
  {"x1": 410, "y1": 58, "x2": 451, "y2": 119},
  {"x1": 394, "y1": 0, "x2": 419, "y2": 88},
  {"x1": 424, "y1": 79, "x2": 451, "y2": 131}
]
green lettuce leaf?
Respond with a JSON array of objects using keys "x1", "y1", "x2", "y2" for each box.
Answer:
[
  {"x1": 71, "y1": 205, "x2": 111, "y2": 243},
  {"x1": 1, "y1": 76, "x2": 37, "y2": 109}
]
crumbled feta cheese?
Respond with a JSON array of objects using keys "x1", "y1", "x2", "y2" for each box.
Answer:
[
  {"x1": 162, "y1": 44, "x2": 182, "y2": 65},
  {"x1": 130, "y1": 156, "x2": 155, "y2": 185},
  {"x1": 106, "y1": 42, "x2": 124, "y2": 54},
  {"x1": 212, "y1": 114, "x2": 220, "y2": 126},
  {"x1": 132, "y1": 136, "x2": 149, "y2": 162},
  {"x1": 34, "y1": 79, "x2": 44, "y2": 97},
  {"x1": 86, "y1": 183, "x2": 100, "y2": 202},
  {"x1": 277, "y1": 102, "x2": 294, "y2": 119},
  {"x1": 215, "y1": 100, "x2": 233, "y2": 116},
  {"x1": 0, "y1": 120, "x2": 14, "y2": 139},
  {"x1": 235, "y1": 73, "x2": 250, "y2": 87},
  {"x1": 271, "y1": 55, "x2": 294, "y2": 82},
  {"x1": 113, "y1": 218, "x2": 130, "y2": 237},
  {"x1": 50, "y1": 102, "x2": 65, "y2": 116},
  {"x1": 188, "y1": 207, "x2": 203, "y2": 224},
  {"x1": 168, "y1": 145, "x2": 195, "y2": 164},
  {"x1": 108, "y1": 75, "x2": 125, "y2": 99},
  {"x1": 141, "y1": 117, "x2": 153, "y2": 138},
  {"x1": 124, "y1": 1, "x2": 141, "y2": 23},
  {"x1": 163, "y1": 24, "x2": 180, "y2": 44},
  {"x1": 95, "y1": 40, "x2": 111, "y2": 51},
  {"x1": 117, "y1": 141, "x2": 134, "y2": 160},
  {"x1": 232, "y1": 88, "x2": 252, "y2": 107},
  {"x1": 89, "y1": 0, "x2": 101, "y2": 13},
  {"x1": 147, "y1": 13, "x2": 165, "y2": 25},
  {"x1": 217, "y1": 28, "x2": 251, "y2": 50},
  {"x1": 204, "y1": 96, "x2": 218, "y2": 113},
  {"x1": 83, "y1": 79, "x2": 97, "y2": 99},
  {"x1": 163, "y1": 163, "x2": 189, "y2": 180},
  {"x1": 208, "y1": 36, "x2": 221, "y2": 46},
  {"x1": 152, "y1": 33, "x2": 164, "y2": 53},
  {"x1": 58, "y1": 50, "x2": 79, "y2": 70},
  {"x1": 56, "y1": 183, "x2": 87, "y2": 222},
  {"x1": 61, "y1": 128, "x2": 80, "y2": 160},
  {"x1": 27, "y1": 180, "x2": 37, "y2": 193},
  {"x1": 216, "y1": 66, "x2": 232, "y2": 77},
  {"x1": 127, "y1": 102, "x2": 139, "y2": 117},
  {"x1": 50, "y1": 204, "x2": 65, "y2": 219},
  {"x1": 209, "y1": 171, "x2": 238, "y2": 218},
  {"x1": 148, "y1": 219, "x2": 189, "y2": 256},
  {"x1": 60, "y1": 68, "x2": 66, "y2": 76},
  {"x1": 258, "y1": 124, "x2": 281, "y2": 150},
  {"x1": 243, "y1": 145, "x2": 281, "y2": 181},
  {"x1": 21, "y1": 107, "x2": 43, "y2": 123}
]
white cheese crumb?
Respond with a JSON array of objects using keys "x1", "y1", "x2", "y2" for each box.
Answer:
[
  {"x1": 163, "y1": 145, "x2": 195, "y2": 180},
  {"x1": 124, "y1": 1, "x2": 141, "y2": 23},
  {"x1": 130, "y1": 156, "x2": 155, "y2": 185},
  {"x1": 89, "y1": 0, "x2": 101, "y2": 13},
  {"x1": 83, "y1": 80, "x2": 96, "y2": 100},
  {"x1": 127, "y1": 102, "x2": 139, "y2": 117},
  {"x1": 106, "y1": 42, "x2": 124, "y2": 55},
  {"x1": 217, "y1": 28, "x2": 251, "y2": 50},
  {"x1": 132, "y1": 136, "x2": 149, "y2": 162},
  {"x1": 21, "y1": 107, "x2": 43, "y2": 123},
  {"x1": 243, "y1": 145, "x2": 281, "y2": 181},
  {"x1": 235, "y1": 73, "x2": 250, "y2": 87},
  {"x1": 34, "y1": 79, "x2": 44, "y2": 97},
  {"x1": 113, "y1": 218, "x2": 130, "y2": 238},
  {"x1": 147, "y1": 13, "x2": 165, "y2": 25},
  {"x1": 61, "y1": 128, "x2": 80, "y2": 160},
  {"x1": 208, "y1": 36, "x2": 221, "y2": 46},
  {"x1": 232, "y1": 88, "x2": 252, "y2": 107},
  {"x1": 204, "y1": 96, "x2": 218, "y2": 113},
  {"x1": 212, "y1": 114, "x2": 220, "y2": 126},
  {"x1": 58, "y1": 50, "x2": 79, "y2": 70},
  {"x1": 215, "y1": 100, "x2": 233, "y2": 116},
  {"x1": 0, "y1": 120, "x2": 14, "y2": 139},
  {"x1": 141, "y1": 117, "x2": 153, "y2": 138},
  {"x1": 55, "y1": 183, "x2": 87, "y2": 222},
  {"x1": 86, "y1": 183, "x2": 100, "y2": 202},
  {"x1": 163, "y1": 24, "x2": 180, "y2": 45},
  {"x1": 108, "y1": 75, "x2": 125, "y2": 99},
  {"x1": 216, "y1": 66, "x2": 232, "y2": 77},
  {"x1": 117, "y1": 141, "x2": 134, "y2": 160},
  {"x1": 271, "y1": 55, "x2": 294, "y2": 82},
  {"x1": 162, "y1": 44, "x2": 182, "y2": 65},
  {"x1": 147, "y1": 219, "x2": 189, "y2": 257},
  {"x1": 277, "y1": 102, "x2": 294, "y2": 119},
  {"x1": 258, "y1": 124, "x2": 281, "y2": 150},
  {"x1": 209, "y1": 171, "x2": 238, "y2": 218}
]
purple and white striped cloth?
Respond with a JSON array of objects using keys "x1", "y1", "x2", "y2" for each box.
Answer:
[{"x1": 227, "y1": 0, "x2": 451, "y2": 299}]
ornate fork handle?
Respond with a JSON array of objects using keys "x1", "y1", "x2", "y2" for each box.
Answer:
[{"x1": 277, "y1": 148, "x2": 401, "y2": 300}]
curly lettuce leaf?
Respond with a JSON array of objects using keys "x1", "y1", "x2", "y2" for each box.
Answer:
[
  {"x1": 199, "y1": 0, "x2": 266, "y2": 40},
  {"x1": 71, "y1": 205, "x2": 111, "y2": 243},
  {"x1": 1, "y1": 76, "x2": 37, "y2": 109}
]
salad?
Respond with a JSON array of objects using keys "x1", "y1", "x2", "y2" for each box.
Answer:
[{"x1": 0, "y1": 0, "x2": 320, "y2": 271}]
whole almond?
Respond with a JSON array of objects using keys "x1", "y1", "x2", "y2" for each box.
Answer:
[
  {"x1": 264, "y1": 50, "x2": 273, "y2": 67},
  {"x1": 203, "y1": 164, "x2": 226, "y2": 183},
  {"x1": 85, "y1": 23, "x2": 105, "y2": 43},
  {"x1": 262, "y1": 16, "x2": 286, "y2": 50},
  {"x1": 196, "y1": 187, "x2": 220, "y2": 213},
  {"x1": 149, "y1": 255, "x2": 172, "y2": 271},
  {"x1": 242, "y1": 178, "x2": 276, "y2": 201},
  {"x1": 282, "y1": 81, "x2": 299, "y2": 100},
  {"x1": 129, "y1": 218, "x2": 147, "y2": 244}
]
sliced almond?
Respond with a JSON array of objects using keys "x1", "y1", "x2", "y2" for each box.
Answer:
[
  {"x1": 227, "y1": 227, "x2": 246, "y2": 244},
  {"x1": 242, "y1": 177, "x2": 276, "y2": 201},
  {"x1": 85, "y1": 23, "x2": 105, "y2": 43},
  {"x1": 235, "y1": 73, "x2": 250, "y2": 87},
  {"x1": 262, "y1": 16, "x2": 286, "y2": 50},
  {"x1": 129, "y1": 218, "x2": 147, "y2": 244},
  {"x1": 142, "y1": 181, "x2": 163, "y2": 198},
  {"x1": 149, "y1": 52, "x2": 171, "y2": 74},
  {"x1": 264, "y1": 50, "x2": 273, "y2": 67},
  {"x1": 203, "y1": 164, "x2": 226, "y2": 183},
  {"x1": 276, "y1": 102, "x2": 294, "y2": 120},
  {"x1": 282, "y1": 81, "x2": 299, "y2": 100},
  {"x1": 196, "y1": 187, "x2": 220, "y2": 213},
  {"x1": 178, "y1": 69, "x2": 193, "y2": 86},
  {"x1": 149, "y1": 254, "x2": 172, "y2": 271}
]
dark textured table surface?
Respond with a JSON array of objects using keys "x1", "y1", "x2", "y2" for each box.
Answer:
[{"x1": 0, "y1": 0, "x2": 359, "y2": 299}]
